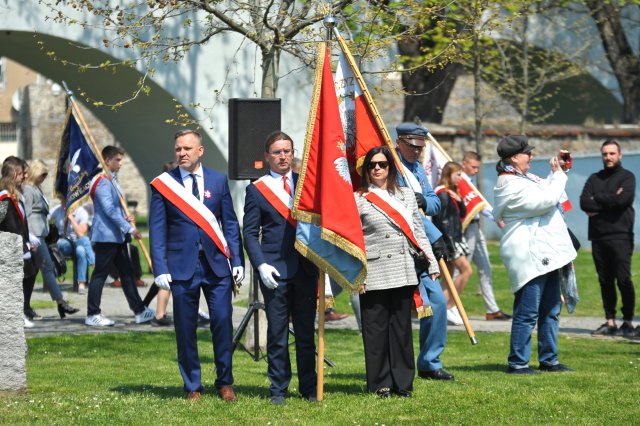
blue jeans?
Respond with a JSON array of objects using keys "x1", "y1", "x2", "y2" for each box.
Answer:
[
  {"x1": 57, "y1": 237, "x2": 95, "y2": 282},
  {"x1": 416, "y1": 272, "x2": 448, "y2": 372},
  {"x1": 34, "y1": 237, "x2": 63, "y2": 302},
  {"x1": 508, "y1": 270, "x2": 562, "y2": 369}
]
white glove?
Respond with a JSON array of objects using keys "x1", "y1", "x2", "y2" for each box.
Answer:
[
  {"x1": 258, "y1": 263, "x2": 280, "y2": 289},
  {"x1": 29, "y1": 233, "x2": 41, "y2": 248},
  {"x1": 154, "y1": 273, "x2": 172, "y2": 290},
  {"x1": 23, "y1": 252, "x2": 32, "y2": 260},
  {"x1": 232, "y1": 266, "x2": 244, "y2": 285}
]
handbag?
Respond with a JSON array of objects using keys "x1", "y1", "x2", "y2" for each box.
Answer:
[
  {"x1": 411, "y1": 249, "x2": 430, "y2": 275},
  {"x1": 48, "y1": 244, "x2": 67, "y2": 280}
]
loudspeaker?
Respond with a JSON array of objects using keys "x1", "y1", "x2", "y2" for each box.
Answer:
[{"x1": 228, "y1": 98, "x2": 281, "y2": 180}]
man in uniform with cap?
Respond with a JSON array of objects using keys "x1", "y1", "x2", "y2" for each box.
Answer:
[{"x1": 395, "y1": 123, "x2": 454, "y2": 381}]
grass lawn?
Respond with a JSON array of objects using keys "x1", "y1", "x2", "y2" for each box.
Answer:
[
  {"x1": 1, "y1": 329, "x2": 638, "y2": 425},
  {"x1": 332, "y1": 243, "x2": 640, "y2": 319}
]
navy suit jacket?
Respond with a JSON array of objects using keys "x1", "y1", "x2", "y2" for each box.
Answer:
[
  {"x1": 149, "y1": 166, "x2": 244, "y2": 281},
  {"x1": 242, "y1": 173, "x2": 316, "y2": 280}
]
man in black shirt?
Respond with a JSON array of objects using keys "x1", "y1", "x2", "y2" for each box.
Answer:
[{"x1": 580, "y1": 139, "x2": 637, "y2": 338}]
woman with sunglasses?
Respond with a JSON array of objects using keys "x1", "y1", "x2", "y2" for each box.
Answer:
[
  {"x1": 355, "y1": 146, "x2": 439, "y2": 398},
  {"x1": 22, "y1": 159, "x2": 79, "y2": 320},
  {"x1": 432, "y1": 161, "x2": 474, "y2": 326}
]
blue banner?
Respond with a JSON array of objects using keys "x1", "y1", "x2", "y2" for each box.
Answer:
[{"x1": 54, "y1": 107, "x2": 100, "y2": 212}]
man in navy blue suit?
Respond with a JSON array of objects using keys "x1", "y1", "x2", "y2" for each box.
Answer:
[
  {"x1": 242, "y1": 131, "x2": 319, "y2": 406},
  {"x1": 149, "y1": 130, "x2": 244, "y2": 401}
]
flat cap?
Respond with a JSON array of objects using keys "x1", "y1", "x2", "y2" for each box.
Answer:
[
  {"x1": 396, "y1": 123, "x2": 428, "y2": 147},
  {"x1": 497, "y1": 135, "x2": 534, "y2": 159}
]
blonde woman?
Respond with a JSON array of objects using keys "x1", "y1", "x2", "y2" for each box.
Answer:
[{"x1": 23, "y1": 159, "x2": 79, "y2": 319}]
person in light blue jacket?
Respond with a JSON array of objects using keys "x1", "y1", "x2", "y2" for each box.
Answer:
[
  {"x1": 395, "y1": 123, "x2": 454, "y2": 381},
  {"x1": 85, "y1": 146, "x2": 154, "y2": 327}
]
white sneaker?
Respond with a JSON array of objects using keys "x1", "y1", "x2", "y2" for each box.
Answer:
[
  {"x1": 85, "y1": 314, "x2": 115, "y2": 327},
  {"x1": 135, "y1": 307, "x2": 155, "y2": 324},
  {"x1": 447, "y1": 308, "x2": 463, "y2": 326},
  {"x1": 24, "y1": 315, "x2": 34, "y2": 328}
]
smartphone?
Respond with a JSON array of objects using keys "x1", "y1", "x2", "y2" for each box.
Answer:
[{"x1": 560, "y1": 152, "x2": 572, "y2": 170}]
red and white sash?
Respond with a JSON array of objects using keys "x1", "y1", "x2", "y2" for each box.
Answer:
[
  {"x1": 89, "y1": 174, "x2": 105, "y2": 200},
  {"x1": 362, "y1": 189, "x2": 424, "y2": 252},
  {"x1": 253, "y1": 175, "x2": 297, "y2": 228},
  {"x1": 150, "y1": 172, "x2": 231, "y2": 259},
  {"x1": 362, "y1": 189, "x2": 433, "y2": 319},
  {"x1": 0, "y1": 190, "x2": 25, "y2": 223}
]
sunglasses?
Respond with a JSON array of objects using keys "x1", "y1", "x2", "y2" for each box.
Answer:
[{"x1": 368, "y1": 161, "x2": 389, "y2": 170}]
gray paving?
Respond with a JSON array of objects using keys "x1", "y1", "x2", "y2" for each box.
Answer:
[{"x1": 26, "y1": 278, "x2": 632, "y2": 341}]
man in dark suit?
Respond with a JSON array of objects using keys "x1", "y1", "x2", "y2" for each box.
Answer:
[
  {"x1": 242, "y1": 131, "x2": 319, "y2": 406},
  {"x1": 149, "y1": 130, "x2": 244, "y2": 401}
]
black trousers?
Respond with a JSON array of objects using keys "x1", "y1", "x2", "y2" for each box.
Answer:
[
  {"x1": 261, "y1": 266, "x2": 318, "y2": 398},
  {"x1": 359, "y1": 285, "x2": 415, "y2": 393},
  {"x1": 87, "y1": 242, "x2": 145, "y2": 316},
  {"x1": 110, "y1": 243, "x2": 143, "y2": 280},
  {"x1": 592, "y1": 239, "x2": 635, "y2": 321}
]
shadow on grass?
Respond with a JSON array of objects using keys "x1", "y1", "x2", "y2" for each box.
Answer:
[
  {"x1": 451, "y1": 363, "x2": 507, "y2": 373},
  {"x1": 110, "y1": 383, "x2": 267, "y2": 399}
]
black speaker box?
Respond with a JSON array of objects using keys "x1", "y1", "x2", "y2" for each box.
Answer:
[{"x1": 228, "y1": 98, "x2": 281, "y2": 180}]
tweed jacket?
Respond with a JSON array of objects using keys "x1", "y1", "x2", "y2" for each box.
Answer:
[
  {"x1": 355, "y1": 186, "x2": 438, "y2": 292},
  {"x1": 22, "y1": 184, "x2": 50, "y2": 238}
]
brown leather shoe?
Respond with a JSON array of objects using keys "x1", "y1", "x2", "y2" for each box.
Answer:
[
  {"x1": 486, "y1": 310, "x2": 512, "y2": 321},
  {"x1": 186, "y1": 391, "x2": 202, "y2": 401},
  {"x1": 324, "y1": 309, "x2": 349, "y2": 322},
  {"x1": 218, "y1": 385, "x2": 237, "y2": 402},
  {"x1": 112, "y1": 279, "x2": 122, "y2": 288},
  {"x1": 136, "y1": 279, "x2": 146, "y2": 287}
]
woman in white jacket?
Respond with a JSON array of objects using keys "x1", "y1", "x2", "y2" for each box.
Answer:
[{"x1": 493, "y1": 135, "x2": 576, "y2": 374}]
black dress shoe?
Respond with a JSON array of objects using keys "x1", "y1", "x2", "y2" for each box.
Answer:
[
  {"x1": 151, "y1": 315, "x2": 173, "y2": 327},
  {"x1": 57, "y1": 300, "x2": 80, "y2": 319},
  {"x1": 375, "y1": 387, "x2": 392, "y2": 398},
  {"x1": 539, "y1": 363, "x2": 574, "y2": 372},
  {"x1": 418, "y1": 369, "x2": 454, "y2": 381},
  {"x1": 270, "y1": 395, "x2": 285, "y2": 406},
  {"x1": 394, "y1": 389, "x2": 412, "y2": 398},
  {"x1": 506, "y1": 366, "x2": 540, "y2": 375}
]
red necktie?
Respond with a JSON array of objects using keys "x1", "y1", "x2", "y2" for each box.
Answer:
[{"x1": 283, "y1": 175, "x2": 292, "y2": 196}]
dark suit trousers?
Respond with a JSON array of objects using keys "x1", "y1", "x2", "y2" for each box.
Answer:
[
  {"x1": 87, "y1": 242, "x2": 145, "y2": 316},
  {"x1": 360, "y1": 285, "x2": 415, "y2": 393},
  {"x1": 171, "y1": 256, "x2": 233, "y2": 392},
  {"x1": 592, "y1": 239, "x2": 636, "y2": 321},
  {"x1": 261, "y1": 266, "x2": 318, "y2": 398}
]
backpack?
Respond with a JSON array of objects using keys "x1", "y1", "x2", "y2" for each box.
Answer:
[{"x1": 48, "y1": 244, "x2": 67, "y2": 280}]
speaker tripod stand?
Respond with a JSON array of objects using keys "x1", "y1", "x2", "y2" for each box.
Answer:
[{"x1": 231, "y1": 268, "x2": 335, "y2": 367}]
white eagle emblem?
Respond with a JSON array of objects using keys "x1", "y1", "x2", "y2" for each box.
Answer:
[{"x1": 334, "y1": 139, "x2": 352, "y2": 184}]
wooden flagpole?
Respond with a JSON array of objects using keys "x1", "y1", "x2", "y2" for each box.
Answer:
[
  {"x1": 439, "y1": 259, "x2": 478, "y2": 344},
  {"x1": 61, "y1": 81, "x2": 153, "y2": 271}
]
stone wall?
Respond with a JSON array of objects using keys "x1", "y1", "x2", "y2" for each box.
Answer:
[
  {"x1": 0, "y1": 232, "x2": 27, "y2": 394},
  {"x1": 19, "y1": 82, "x2": 149, "y2": 215}
]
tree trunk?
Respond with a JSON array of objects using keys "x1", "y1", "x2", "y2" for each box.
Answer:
[
  {"x1": 397, "y1": 37, "x2": 462, "y2": 124},
  {"x1": 261, "y1": 46, "x2": 280, "y2": 99},
  {"x1": 586, "y1": 1, "x2": 640, "y2": 123}
]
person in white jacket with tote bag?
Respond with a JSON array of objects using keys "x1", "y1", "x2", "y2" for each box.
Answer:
[{"x1": 493, "y1": 135, "x2": 576, "y2": 375}]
